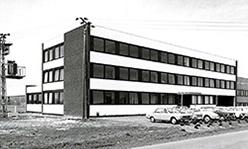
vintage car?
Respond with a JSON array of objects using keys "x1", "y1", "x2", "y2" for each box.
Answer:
[
  {"x1": 190, "y1": 107, "x2": 220, "y2": 123},
  {"x1": 214, "y1": 107, "x2": 236, "y2": 120},
  {"x1": 226, "y1": 107, "x2": 247, "y2": 119},
  {"x1": 146, "y1": 107, "x2": 192, "y2": 124}
]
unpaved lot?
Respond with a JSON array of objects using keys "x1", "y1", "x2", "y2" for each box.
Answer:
[{"x1": 1, "y1": 114, "x2": 248, "y2": 148}]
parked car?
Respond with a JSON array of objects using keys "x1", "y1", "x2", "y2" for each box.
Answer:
[
  {"x1": 191, "y1": 107, "x2": 220, "y2": 123},
  {"x1": 227, "y1": 107, "x2": 247, "y2": 119},
  {"x1": 146, "y1": 107, "x2": 192, "y2": 124},
  {"x1": 214, "y1": 107, "x2": 236, "y2": 121}
]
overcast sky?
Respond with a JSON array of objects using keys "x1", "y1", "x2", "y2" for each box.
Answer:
[{"x1": 1, "y1": 0, "x2": 248, "y2": 95}]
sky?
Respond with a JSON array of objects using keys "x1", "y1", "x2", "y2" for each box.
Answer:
[{"x1": 1, "y1": 0, "x2": 248, "y2": 95}]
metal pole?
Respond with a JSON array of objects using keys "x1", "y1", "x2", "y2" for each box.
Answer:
[{"x1": 0, "y1": 35, "x2": 7, "y2": 115}]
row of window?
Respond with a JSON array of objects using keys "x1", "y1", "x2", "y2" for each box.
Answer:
[
  {"x1": 91, "y1": 90, "x2": 179, "y2": 105},
  {"x1": 27, "y1": 93, "x2": 42, "y2": 104},
  {"x1": 43, "y1": 43, "x2": 64, "y2": 63},
  {"x1": 43, "y1": 90, "x2": 64, "y2": 104},
  {"x1": 91, "y1": 63, "x2": 236, "y2": 90},
  {"x1": 191, "y1": 95, "x2": 216, "y2": 105},
  {"x1": 92, "y1": 36, "x2": 236, "y2": 75},
  {"x1": 43, "y1": 67, "x2": 64, "y2": 83},
  {"x1": 91, "y1": 90, "x2": 216, "y2": 105},
  {"x1": 237, "y1": 90, "x2": 248, "y2": 97},
  {"x1": 237, "y1": 103, "x2": 248, "y2": 106}
]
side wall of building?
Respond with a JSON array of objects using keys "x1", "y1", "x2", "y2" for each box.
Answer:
[
  {"x1": 64, "y1": 26, "x2": 87, "y2": 117},
  {"x1": 237, "y1": 77, "x2": 248, "y2": 106}
]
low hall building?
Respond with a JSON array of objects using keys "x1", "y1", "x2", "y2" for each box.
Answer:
[
  {"x1": 237, "y1": 77, "x2": 248, "y2": 106},
  {"x1": 26, "y1": 24, "x2": 237, "y2": 117}
]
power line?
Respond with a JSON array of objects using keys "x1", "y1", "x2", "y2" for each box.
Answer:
[
  {"x1": 94, "y1": 24, "x2": 236, "y2": 61},
  {"x1": 92, "y1": 18, "x2": 248, "y2": 31}
]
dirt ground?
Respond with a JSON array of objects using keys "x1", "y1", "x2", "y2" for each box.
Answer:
[{"x1": 1, "y1": 114, "x2": 248, "y2": 149}]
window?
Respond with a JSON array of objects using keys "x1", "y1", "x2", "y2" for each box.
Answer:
[
  {"x1": 33, "y1": 95, "x2": 37, "y2": 104},
  {"x1": 226, "y1": 65, "x2": 230, "y2": 74},
  {"x1": 105, "y1": 40, "x2": 116, "y2": 54},
  {"x1": 230, "y1": 82, "x2": 235, "y2": 89},
  {"x1": 150, "y1": 71, "x2": 158, "y2": 83},
  {"x1": 191, "y1": 58, "x2": 197, "y2": 68},
  {"x1": 177, "y1": 55, "x2": 183, "y2": 65},
  {"x1": 210, "y1": 79, "x2": 215, "y2": 88},
  {"x1": 141, "y1": 93, "x2": 149, "y2": 104},
  {"x1": 105, "y1": 91, "x2": 115, "y2": 104},
  {"x1": 59, "y1": 68, "x2": 64, "y2": 81},
  {"x1": 184, "y1": 76, "x2": 190, "y2": 85},
  {"x1": 119, "y1": 92, "x2": 129, "y2": 104},
  {"x1": 230, "y1": 66, "x2": 235, "y2": 74},
  {"x1": 160, "y1": 72, "x2": 168, "y2": 84},
  {"x1": 28, "y1": 95, "x2": 32, "y2": 104},
  {"x1": 119, "y1": 68, "x2": 128, "y2": 80},
  {"x1": 93, "y1": 64, "x2": 104, "y2": 78},
  {"x1": 93, "y1": 37, "x2": 104, "y2": 52},
  {"x1": 198, "y1": 60, "x2": 203, "y2": 69},
  {"x1": 54, "y1": 69, "x2": 60, "y2": 81},
  {"x1": 129, "y1": 93, "x2": 138, "y2": 104},
  {"x1": 216, "y1": 63, "x2": 220, "y2": 72},
  {"x1": 160, "y1": 94, "x2": 168, "y2": 104},
  {"x1": 210, "y1": 62, "x2": 215, "y2": 71},
  {"x1": 38, "y1": 94, "x2": 42, "y2": 104},
  {"x1": 168, "y1": 53, "x2": 175, "y2": 64},
  {"x1": 168, "y1": 94, "x2": 176, "y2": 104},
  {"x1": 221, "y1": 64, "x2": 225, "y2": 73},
  {"x1": 215, "y1": 80, "x2": 220, "y2": 88},
  {"x1": 49, "y1": 70, "x2": 53, "y2": 82},
  {"x1": 197, "y1": 96, "x2": 203, "y2": 104},
  {"x1": 54, "y1": 92, "x2": 60, "y2": 104},
  {"x1": 197, "y1": 77, "x2": 203, "y2": 87},
  {"x1": 150, "y1": 50, "x2": 158, "y2": 61},
  {"x1": 192, "y1": 96, "x2": 197, "y2": 104},
  {"x1": 44, "y1": 93, "x2": 48, "y2": 104},
  {"x1": 177, "y1": 75, "x2": 183, "y2": 85},
  {"x1": 204, "y1": 78, "x2": 210, "y2": 87},
  {"x1": 168, "y1": 74, "x2": 175, "y2": 84},
  {"x1": 48, "y1": 92, "x2": 53, "y2": 104},
  {"x1": 92, "y1": 91, "x2": 104, "y2": 104},
  {"x1": 60, "y1": 45, "x2": 64, "y2": 57},
  {"x1": 161, "y1": 52, "x2": 168, "y2": 63},
  {"x1": 55, "y1": 47, "x2": 60, "y2": 59},
  {"x1": 205, "y1": 96, "x2": 210, "y2": 104},
  {"x1": 44, "y1": 71, "x2": 48, "y2": 83},
  {"x1": 191, "y1": 77, "x2": 197, "y2": 86},
  {"x1": 119, "y1": 43, "x2": 129, "y2": 56},
  {"x1": 204, "y1": 61, "x2": 210, "y2": 70},
  {"x1": 59, "y1": 92, "x2": 64, "y2": 104},
  {"x1": 142, "y1": 70, "x2": 150, "y2": 82},
  {"x1": 221, "y1": 80, "x2": 225, "y2": 89},
  {"x1": 44, "y1": 51, "x2": 49, "y2": 62},
  {"x1": 150, "y1": 94, "x2": 159, "y2": 104},
  {"x1": 129, "y1": 45, "x2": 139, "y2": 58},
  {"x1": 184, "y1": 57, "x2": 190, "y2": 67},
  {"x1": 105, "y1": 66, "x2": 115, "y2": 79},
  {"x1": 141, "y1": 48, "x2": 150, "y2": 60},
  {"x1": 129, "y1": 68, "x2": 138, "y2": 81},
  {"x1": 49, "y1": 49, "x2": 54, "y2": 61},
  {"x1": 226, "y1": 81, "x2": 230, "y2": 89},
  {"x1": 209, "y1": 96, "x2": 214, "y2": 104}
]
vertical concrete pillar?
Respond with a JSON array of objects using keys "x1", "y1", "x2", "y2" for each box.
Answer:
[{"x1": 64, "y1": 25, "x2": 90, "y2": 118}]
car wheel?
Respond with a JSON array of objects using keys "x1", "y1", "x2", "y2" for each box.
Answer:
[
  {"x1": 150, "y1": 117, "x2": 156, "y2": 123},
  {"x1": 171, "y1": 117, "x2": 177, "y2": 125},
  {"x1": 204, "y1": 115, "x2": 211, "y2": 123}
]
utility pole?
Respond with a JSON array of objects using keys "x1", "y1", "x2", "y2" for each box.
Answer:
[
  {"x1": 75, "y1": 17, "x2": 94, "y2": 119},
  {"x1": 0, "y1": 33, "x2": 10, "y2": 116}
]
